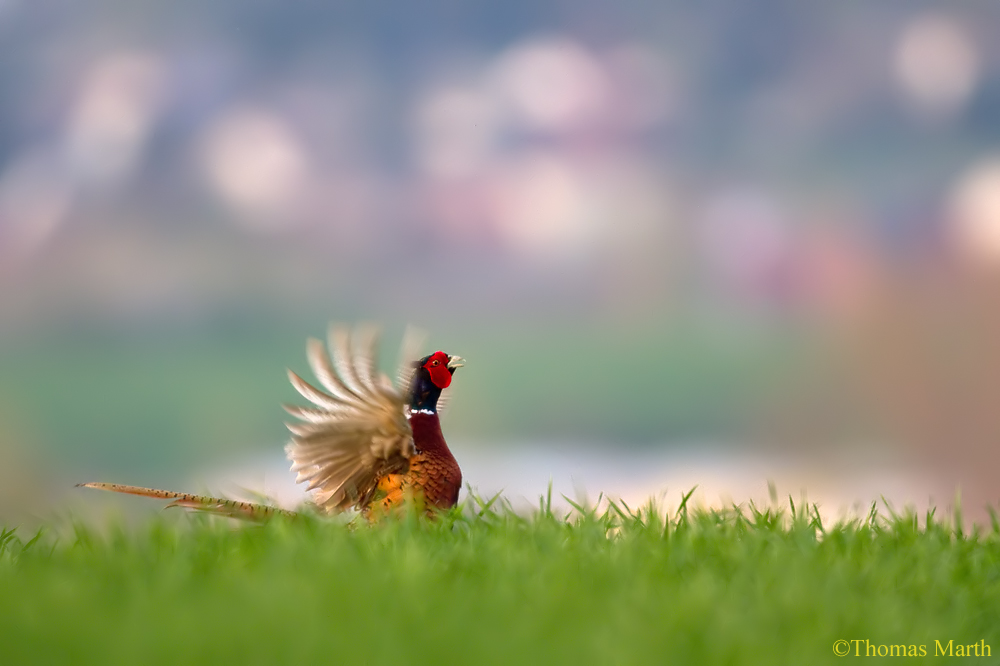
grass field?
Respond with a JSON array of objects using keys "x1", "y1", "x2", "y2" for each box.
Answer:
[{"x1": 2, "y1": 491, "x2": 999, "y2": 665}]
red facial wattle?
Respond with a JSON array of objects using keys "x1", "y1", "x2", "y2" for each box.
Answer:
[{"x1": 424, "y1": 351, "x2": 452, "y2": 389}]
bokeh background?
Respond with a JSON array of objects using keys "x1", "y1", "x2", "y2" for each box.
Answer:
[{"x1": 3, "y1": 1, "x2": 1000, "y2": 522}]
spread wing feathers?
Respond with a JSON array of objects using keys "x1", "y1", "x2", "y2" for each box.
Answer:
[
  {"x1": 395, "y1": 324, "x2": 427, "y2": 395},
  {"x1": 76, "y1": 482, "x2": 296, "y2": 520},
  {"x1": 284, "y1": 324, "x2": 414, "y2": 513}
]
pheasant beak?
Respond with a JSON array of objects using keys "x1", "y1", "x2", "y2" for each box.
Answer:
[{"x1": 447, "y1": 355, "x2": 466, "y2": 369}]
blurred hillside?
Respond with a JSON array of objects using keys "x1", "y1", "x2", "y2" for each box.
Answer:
[{"x1": 3, "y1": 1, "x2": 1000, "y2": 517}]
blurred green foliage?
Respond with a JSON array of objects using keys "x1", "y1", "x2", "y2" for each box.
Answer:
[{"x1": 0, "y1": 318, "x2": 799, "y2": 476}]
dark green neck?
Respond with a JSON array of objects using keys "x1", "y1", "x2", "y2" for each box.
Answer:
[{"x1": 409, "y1": 372, "x2": 444, "y2": 413}]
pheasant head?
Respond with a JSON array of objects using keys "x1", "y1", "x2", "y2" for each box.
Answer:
[{"x1": 409, "y1": 351, "x2": 465, "y2": 413}]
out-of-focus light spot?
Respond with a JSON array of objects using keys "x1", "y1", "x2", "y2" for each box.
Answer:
[
  {"x1": 799, "y1": 226, "x2": 873, "y2": 321},
  {"x1": 491, "y1": 37, "x2": 610, "y2": 133},
  {"x1": 606, "y1": 45, "x2": 677, "y2": 131},
  {"x1": 949, "y1": 158, "x2": 1000, "y2": 266},
  {"x1": 894, "y1": 13, "x2": 979, "y2": 119},
  {"x1": 64, "y1": 52, "x2": 166, "y2": 186},
  {"x1": 198, "y1": 107, "x2": 308, "y2": 231},
  {"x1": 413, "y1": 86, "x2": 498, "y2": 178},
  {"x1": 491, "y1": 152, "x2": 594, "y2": 259},
  {"x1": 575, "y1": 157, "x2": 669, "y2": 249},
  {"x1": 0, "y1": 148, "x2": 74, "y2": 259},
  {"x1": 699, "y1": 188, "x2": 792, "y2": 296}
]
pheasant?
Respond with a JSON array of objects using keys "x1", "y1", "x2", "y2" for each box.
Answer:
[{"x1": 79, "y1": 325, "x2": 465, "y2": 520}]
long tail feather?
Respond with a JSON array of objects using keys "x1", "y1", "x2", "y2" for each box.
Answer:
[{"x1": 77, "y1": 482, "x2": 298, "y2": 521}]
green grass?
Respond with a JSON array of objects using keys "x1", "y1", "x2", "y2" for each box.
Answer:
[{"x1": 2, "y1": 492, "x2": 999, "y2": 665}]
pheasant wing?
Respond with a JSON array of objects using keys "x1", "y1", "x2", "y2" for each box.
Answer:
[{"x1": 284, "y1": 324, "x2": 414, "y2": 513}]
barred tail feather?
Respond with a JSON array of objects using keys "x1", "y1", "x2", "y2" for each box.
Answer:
[{"x1": 77, "y1": 482, "x2": 297, "y2": 521}]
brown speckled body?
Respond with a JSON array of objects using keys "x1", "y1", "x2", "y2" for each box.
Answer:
[{"x1": 364, "y1": 412, "x2": 461, "y2": 518}]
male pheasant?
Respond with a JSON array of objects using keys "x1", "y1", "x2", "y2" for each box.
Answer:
[{"x1": 79, "y1": 325, "x2": 465, "y2": 519}]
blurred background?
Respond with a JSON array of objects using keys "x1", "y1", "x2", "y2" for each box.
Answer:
[{"x1": 3, "y1": 0, "x2": 1000, "y2": 522}]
